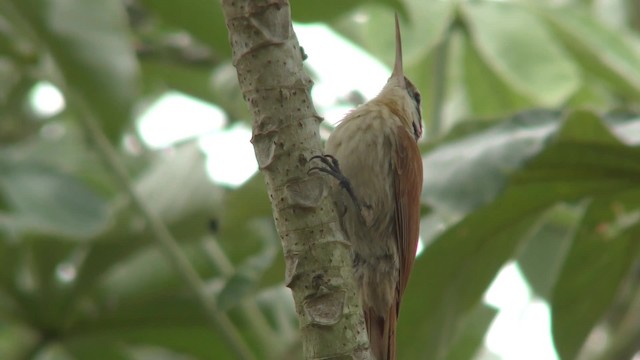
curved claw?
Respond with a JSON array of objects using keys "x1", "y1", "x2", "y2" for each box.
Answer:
[
  {"x1": 307, "y1": 154, "x2": 361, "y2": 211},
  {"x1": 309, "y1": 154, "x2": 340, "y2": 172}
]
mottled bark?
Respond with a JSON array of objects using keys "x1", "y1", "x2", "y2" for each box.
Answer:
[{"x1": 220, "y1": 1, "x2": 372, "y2": 358}]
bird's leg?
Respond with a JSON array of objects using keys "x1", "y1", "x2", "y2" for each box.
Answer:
[{"x1": 308, "y1": 154, "x2": 363, "y2": 212}]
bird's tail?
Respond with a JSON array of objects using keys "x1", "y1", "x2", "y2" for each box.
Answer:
[{"x1": 365, "y1": 304, "x2": 397, "y2": 360}]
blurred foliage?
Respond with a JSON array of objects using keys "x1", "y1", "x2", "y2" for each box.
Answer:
[{"x1": 0, "y1": 0, "x2": 639, "y2": 359}]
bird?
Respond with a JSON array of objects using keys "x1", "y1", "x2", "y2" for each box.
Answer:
[{"x1": 309, "y1": 13, "x2": 423, "y2": 360}]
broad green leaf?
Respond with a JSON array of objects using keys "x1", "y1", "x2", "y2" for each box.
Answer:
[
  {"x1": 218, "y1": 175, "x2": 284, "y2": 288},
  {"x1": 218, "y1": 174, "x2": 273, "y2": 262},
  {"x1": 543, "y1": 8, "x2": 640, "y2": 98},
  {"x1": 444, "y1": 303, "x2": 498, "y2": 360},
  {"x1": 0, "y1": 239, "x2": 19, "y2": 301},
  {"x1": 516, "y1": 204, "x2": 582, "y2": 299},
  {"x1": 423, "y1": 111, "x2": 640, "y2": 216},
  {"x1": 70, "y1": 210, "x2": 153, "y2": 300},
  {"x1": 461, "y1": 30, "x2": 533, "y2": 118},
  {"x1": 96, "y1": 242, "x2": 215, "y2": 304},
  {"x1": 10, "y1": 0, "x2": 138, "y2": 140},
  {"x1": 0, "y1": 121, "x2": 120, "y2": 197},
  {"x1": 0, "y1": 323, "x2": 33, "y2": 360},
  {"x1": 423, "y1": 109, "x2": 561, "y2": 215},
  {"x1": 462, "y1": 2, "x2": 580, "y2": 106},
  {"x1": 135, "y1": 143, "x2": 223, "y2": 240},
  {"x1": 291, "y1": 0, "x2": 405, "y2": 23},
  {"x1": 566, "y1": 73, "x2": 614, "y2": 108},
  {"x1": 63, "y1": 338, "x2": 131, "y2": 360},
  {"x1": 217, "y1": 226, "x2": 278, "y2": 311},
  {"x1": 114, "y1": 327, "x2": 232, "y2": 359},
  {"x1": 141, "y1": 60, "x2": 218, "y2": 105},
  {"x1": 64, "y1": 144, "x2": 223, "y2": 301},
  {"x1": 73, "y1": 270, "x2": 260, "y2": 358},
  {"x1": 551, "y1": 191, "x2": 640, "y2": 360},
  {"x1": 401, "y1": 211, "x2": 541, "y2": 360},
  {"x1": 74, "y1": 291, "x2": 211, "y2": 331},
  {"x1": 0, "y1": 236, "x2": 77, "y2": 332},
  {"x1": 401, "y1": 110, "x2": 640, "y2": 358},
  {"x1": 67, "y1": 324, "x2": 230, "y2": 360},
  {"x1": 332, "y1": 1, "x2": 454, "y2": 68},
  {"x1": 141, "y1": 0, "x2": 229, "y2": 56},
  {"x1": 0, "y1": 162, "x2": 109, "y2": 239}
]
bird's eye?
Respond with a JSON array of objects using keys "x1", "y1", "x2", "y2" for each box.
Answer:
[{"x1": 413, "y1": 91, "x2": 421, "y2": 105}]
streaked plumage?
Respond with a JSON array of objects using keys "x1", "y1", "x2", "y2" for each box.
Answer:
[{"x1": 319, "y1": 14, "x2": 424, "y2": 360}]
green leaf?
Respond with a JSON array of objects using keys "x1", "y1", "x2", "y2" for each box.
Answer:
[
  {"x1": 424, "y1": 110, "x2": 640, "y2": 216},
  {"x1": 423, "y1": 109, "x2": 561, "y2": 215},
  {"x1": 64, "y1": 338, "x2": 131, "y2": 360},
  {"x1": 291, "y1": 0, "x2": 405, "y2": 23},
  {"x1": 68, "y1": 320, "x2": 230, "y2": 359},
  {"x1": 135, "y1": 143, "x2": 224, "y2": 240},
  {"x1": 332, "y1": 1, "x2": 454, "y2": 69},
  {"x1": 70, "y1": 211, "x2": 154, "y2": 300},
  {"x1": 71, "y1": 258, "x2": 245, "y2": 358},
  {"x1": 96, "y1": 243, "x2": 213, "y2": 305},
  {"x1": 0, "y1": 323, "x2": 33, "y2": 360},
  {"x1": 461, "y1": 30, "x2": 533, "y2": 117},
  {"x1": 218, "y1": 175, "x2": 285, "y2": 289},
  {"x1": 462, "y1": 2, "x2": 580, "y2": 106},
  {"x1": 141, "y1": 60, "x2": 218, "y2": 105},
  {"x1": 217, "y1": 225, "x2": 278, "y2": 311},
  {"x1": 0, "y1": 162, "x2": 109, "y2": 239},
  {"x1": 543, "y1": 8, "x2": 640, "y2": 98},
  {"x1": 0, "y1": 121, "x2": 121, "y2": 197},
  {"x1": 445, "y1": 303, "x2": 498, "y2": 360},
  {"x1": 114, "y1": 327, "x2": 231, "y2": 359},
  {"x1": 401, "y1": 110, "x2": 640, "y2": 358},
  {"x1": 551, "y1": 192, "x2": 640, "y2": 360},
  {"x1": 218, "y1": 175, "x2": 273, "y2": 261},
  {"x1": 66, "y1": 144, "x2": 223, "y2": 304},
  {"x1": 140, "y1": 0, "x2": 230, "y2": 56},
  {"x1": 11, "y1": 0, "x2": 138, "y2": 140},
  {"x1": 516, "y1": 204, "x2": 582, "y2": 299},
  {"x1": 0, "y1": 235, "x2": 79, "y2": 331}
]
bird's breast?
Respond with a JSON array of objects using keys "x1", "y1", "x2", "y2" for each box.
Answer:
[{"x1": 325, "y1": 106, "x2": 401, "y2": 252}]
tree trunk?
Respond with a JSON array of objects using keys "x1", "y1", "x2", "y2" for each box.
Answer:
[{"x1": 220, "y1": 1, "x2": 372, "y2": 358}]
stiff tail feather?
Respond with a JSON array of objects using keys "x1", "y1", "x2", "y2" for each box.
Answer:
[{"x1": 364, "y1": 304, "x2": 398, "y2": 360}]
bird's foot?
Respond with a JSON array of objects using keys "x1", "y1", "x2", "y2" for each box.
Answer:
[{"x1": 308, "y1": 154, "x2": 363, "y2": 212}]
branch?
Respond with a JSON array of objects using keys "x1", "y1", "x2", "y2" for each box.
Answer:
[{"x1": 220, "y1": 1, "x2": 372, "y2": 359}]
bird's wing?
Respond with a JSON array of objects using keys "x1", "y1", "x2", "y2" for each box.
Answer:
[{"x1": 393, "y1": 125, "x2": 423, "y2": 299}]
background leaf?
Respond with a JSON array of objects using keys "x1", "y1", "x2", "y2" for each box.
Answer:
[
  {"x1": 462, "y1": 2, "x2": 580, "y2": 106},
  {"x1": 9, "y1": 0, "x2": 139, "y2": 140},
  {"x1": 551, "y1": 192, "x2": 640, "y2": 360},
  {"x1": 544, "y1": 8, "x2": 640, "y2": 99},
  {"x1": 402, "y1": 110, "x2": 640, "y2": 358},
  {"x1": 0, "y1": 161, "x2": 108, "y2": 238}
]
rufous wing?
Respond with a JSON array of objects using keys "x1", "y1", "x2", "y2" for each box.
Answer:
[
  {"x1": 365, "y1": 302, "x2": 398, "y2": 360},
  {"x1": 393, "y1": 125, "x2": 423, "y2": 301}
]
